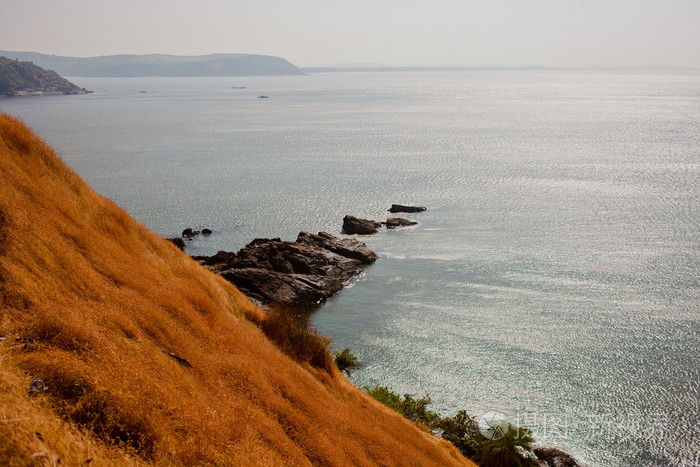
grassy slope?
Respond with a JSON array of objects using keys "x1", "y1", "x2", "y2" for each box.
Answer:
[{"x1": 0, "y1": 114, "x2": 474, "y2": 466}]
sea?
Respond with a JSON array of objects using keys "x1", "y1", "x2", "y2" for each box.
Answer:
[{"x1": 1, "y1": 70, "x2": 698, "y2": 466}]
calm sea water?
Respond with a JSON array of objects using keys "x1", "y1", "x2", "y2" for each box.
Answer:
[{"x1": 2, "y1": 71, "x2": 698, "y2": 466}]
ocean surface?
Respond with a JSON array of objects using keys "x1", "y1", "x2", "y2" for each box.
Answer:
[{"x1": 2, "y1": 71, "x2": 698, "y2": 466}]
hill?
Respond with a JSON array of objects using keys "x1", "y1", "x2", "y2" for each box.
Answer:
[
  {"x1": 0, "y1": 51, "x2": 304, "y2": 77},
  {"x1": 0, "y1": 56, "x2": 88, "y2": 96},
  {"x1": 0, "y1": 114, "x2": 473, "y2": 465}
]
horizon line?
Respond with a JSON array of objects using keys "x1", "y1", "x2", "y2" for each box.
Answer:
[{"x1": 2, "y1": 50, "x2": 698, "y2": 72}]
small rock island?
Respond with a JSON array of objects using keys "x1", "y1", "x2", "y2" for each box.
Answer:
[
  {"x1": 388, "y1": 204, "x2": 427, "y2": 213},
  {"x1": 342, "y1": 205, "x2": 425, "y2": 235},
  {"x1": 186, "y1": 205, "x2": 425, "y2": 308}
]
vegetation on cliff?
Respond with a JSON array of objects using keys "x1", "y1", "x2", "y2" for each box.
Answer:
[
  {"x1": 0, "y1": 56, "x2": 88, "y2": 96},
  {"x1": 0, "y1": 114, "x2": 473, "y2": 465},
  {"x1": 364, "y1": 385, "x2": 539, "y2": 466}
]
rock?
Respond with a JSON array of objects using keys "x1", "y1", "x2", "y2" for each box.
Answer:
[
  {"x1": 388, "y1": 204, "x2": 426, "y2": 213},
  {"x1": 166, "y1": 237, "x2": 186, "y2": 250},
  {"x1": 202, "y1": 228, "x2": 213, "y2": 235},
  {"x1": 533, "y1": 447, "x2": 583, "y2": 467},
  {"x1": 297, "y1": 231, "x2": 378, "y2": 263},
  {"x1": 182, "y1": 228, "x2": 201, "y2": 238},
  {"x1": 342, "y1": 215, "x2": 382, "y2": 235},
  {"x1": 384, "y1": 218, "x2": 417, "y2": 229},
  {"x1": 196, "y1": 231, "x2": 377, "y2": 309}
]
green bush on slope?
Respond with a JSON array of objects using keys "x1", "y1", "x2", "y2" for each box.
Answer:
[
  {"x1": 364, "y1": 385, "x2": 538, "y2": 466},
  {"x1": 334, "y1": 348, "x2": 363, "y2": 376}
]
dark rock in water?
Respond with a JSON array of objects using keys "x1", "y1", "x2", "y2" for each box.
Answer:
[
  {"x1": 166, "y1": 237, "x2": 186, "y2": 250},
  {"x1": 182, "y1": 228, "x2": 201, "y2": 238},
  {"x1": 201, "y1": 228, "x2": 213, "y2": 235},
  {"x1": 297, "y1": 231, "x2": 377, "y2": 263},
  {"x1": 388, "y1": 204, "x2": 427, "y2": 213},
  {"x1": 195, "y1": 231, "x2": 377, "y2": 309},
  {"x1": 342, "y1": 215, "x2": 382, "y2": 235},
  {"x1": 384, "y1": 218, "x2": 418, "y2": 229},
  {"x1": 534, "y1": 447, "x2": 583, "y2": 467}
]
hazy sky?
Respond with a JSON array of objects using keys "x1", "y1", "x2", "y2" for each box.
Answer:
[{"x1": 1, "y1": 0, "x2": 699, "y2": 68}]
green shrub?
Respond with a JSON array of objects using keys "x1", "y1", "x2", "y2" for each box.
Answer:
[
  {"x1": 480, "y1": 423, "x2": 536, "y2": 467},
  {"x1": 334, "y1": 348, "x2": 362, "y2": 376},
  {"x1": 436, "y1": 410, "x2": 483, "y2": 460},
  {"x1": 363, "y1": 385, "x2": 538, "y2": 465},
  {"x1": 363, "y1": 385, "x2": 403, "y2": 411},
  {"x1": 362, "y1": 385, "x2": 439, "y2": 428},
  {"x1": 399, "y1": 392, "x2": 440, "y2": 427}
]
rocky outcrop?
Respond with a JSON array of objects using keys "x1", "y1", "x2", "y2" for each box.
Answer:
[
  {"x1": 342, "y1": 215, "x2": 381, "y2": 235},
  {"x1": 342, "y1": 211, "x2": 421, "y2": 236},
  {"x1": 388, "y1": 204, "x2": 427, "y2": 213},
  {"x1": 195, "y1": 231, "x2": 377, "y2": 309},
  {"x1": 384, "y1": 218, "x2": 417, "y2": 229},
  {"x1": 182, "y1": 227, "x2": 212, "y2": 239},
  {"x1": 182, "y1": 228, "x2": 200, "y2": 238},
  {"x1": 166, "y1": 237, "x2": 186, "y2": 250},
  {"x1": 534, "y1": 447, "x2": 584, "y2": 467}
]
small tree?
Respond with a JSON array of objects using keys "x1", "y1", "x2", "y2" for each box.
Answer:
[
  {"x1": 362, "y1": 384, "x2": 538, "y2": 465},
  {"x1": 480, "y1": 423, "x2": 536, "y2": 467},
  {"x1": 334, "y1": 348, "x2": 362, "y2": 376},
  {"x1": 362, "y1": 385, "x2": 440, "y2": 428},
  {"x1": 436, "y1": 410, "x2": 483, "y2": 460},
  {"x1": 363, "y1": 385, "x2": 403, "y2": 411},
  {"x1": 399, "y1": 392, "x2": 440, "y2": 428}
]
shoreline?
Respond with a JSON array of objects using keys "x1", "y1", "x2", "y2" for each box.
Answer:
[{"x1": 176, "y1": 218, "x2": 589, "y2": 467}]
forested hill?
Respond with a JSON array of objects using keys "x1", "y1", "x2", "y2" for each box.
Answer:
[
  {"x1": 0, "y1": 56, "x2": 88, "y2": 96},
  {"x1": 0, "y1": 51, "x2": 304, "y2": 77}
]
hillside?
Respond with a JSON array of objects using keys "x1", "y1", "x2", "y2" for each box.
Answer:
[
  {"x1": 0, "y1": 57, "x2": 88, "y2": 96},
  {"x1": 0, "y1": 51, "x2": 304, "y2": 77},
  {"x1": 0, "y1": 114, "x2": 473, "y2": 466}
]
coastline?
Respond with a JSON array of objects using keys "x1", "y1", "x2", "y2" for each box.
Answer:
[
  {"x1": 2, "y1": 71, "x2": 697, "y2": 465},
  {"x1": 177, "y1": 216, "x2": 589, "y2": 467}
]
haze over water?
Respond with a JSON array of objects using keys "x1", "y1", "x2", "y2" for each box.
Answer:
[{"x1": 2, "y1": 70, "x2": 698, "y2": 466}]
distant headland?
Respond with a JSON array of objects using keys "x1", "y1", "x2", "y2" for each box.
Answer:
[
  {"x1": 0, "y1": 56, "x2": 88, "y2": 97},
  {"x1": 0, "y1": 51, "x2": 304, "y2": 77}
]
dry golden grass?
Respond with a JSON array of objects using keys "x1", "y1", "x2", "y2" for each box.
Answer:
[{"x1": 0, "y1": 114, "x2": 475, "y2": 466}]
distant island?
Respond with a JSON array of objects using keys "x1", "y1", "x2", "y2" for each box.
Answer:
[
  {"x1": 0, "y1": 51, "x2": 304, "y2": 77},
  {"x1": 0, "y1": 56, "x2": 88, "y2": 97}
]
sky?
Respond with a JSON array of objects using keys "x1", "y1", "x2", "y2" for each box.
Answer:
[{"x1": 1, "y1": 0, "x2": 699, "y2": 68}]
